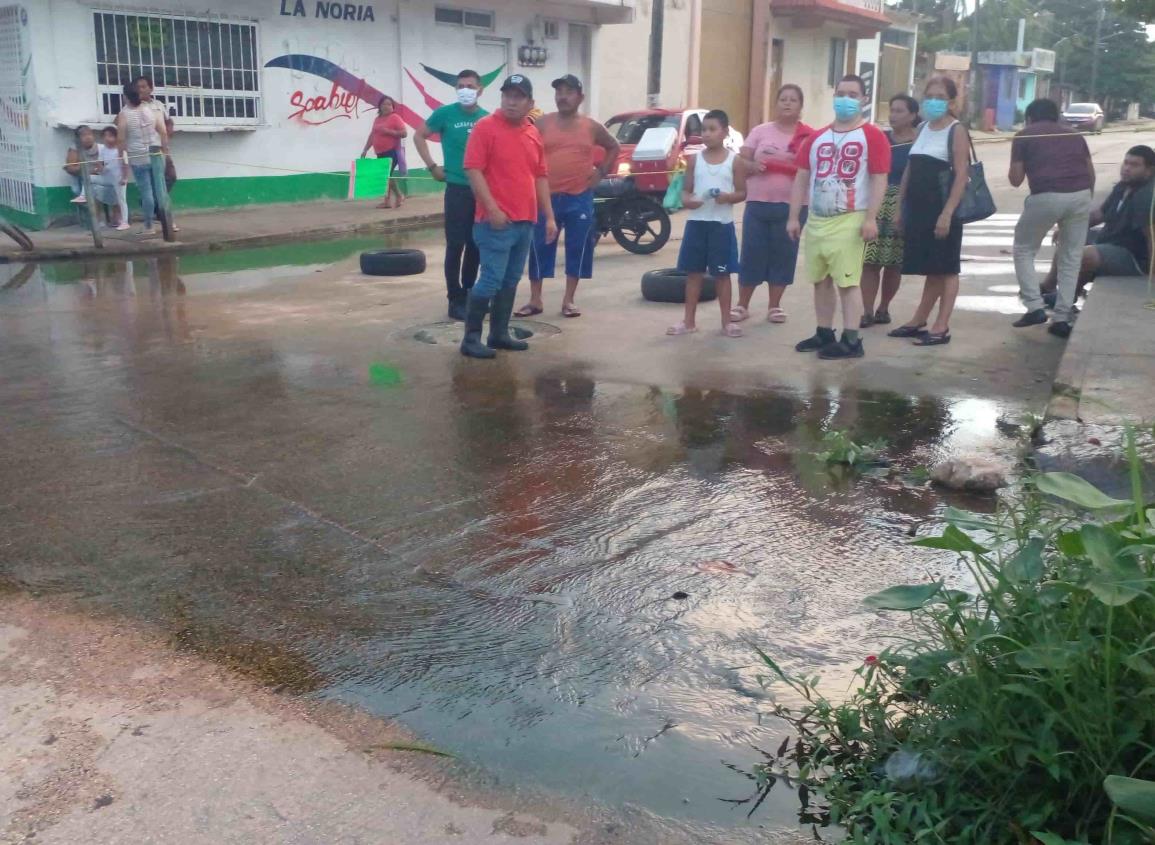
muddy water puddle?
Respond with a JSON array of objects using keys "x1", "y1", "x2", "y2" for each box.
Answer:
[{"x1": 1, "y1": 252, "x2": 1031, "y2": 842}]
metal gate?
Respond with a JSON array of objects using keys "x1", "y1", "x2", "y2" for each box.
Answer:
[{"x1": 0, "y1": 5, "x2": 34, "y2": 215}]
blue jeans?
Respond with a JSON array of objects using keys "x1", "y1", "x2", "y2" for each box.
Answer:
[
  {"x1": 471, "y1": 221, "x2": 534, "y2": 299},
  {"x1": 131, "y1": 163, "x2": 156, "y2": 229}
]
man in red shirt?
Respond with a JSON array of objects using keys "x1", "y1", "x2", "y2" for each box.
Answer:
[{"x1": 461, "y1": 74, "x2": 557, "y2": 359}]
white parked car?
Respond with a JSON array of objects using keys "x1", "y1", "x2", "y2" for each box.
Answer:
[{"x1": 1062, "y1": 102, "x2": 1105, "y2": 134}]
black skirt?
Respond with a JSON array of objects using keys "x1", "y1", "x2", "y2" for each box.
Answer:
[{"x1": 902, "y1": 154, "x2": 963, "y2": 276}]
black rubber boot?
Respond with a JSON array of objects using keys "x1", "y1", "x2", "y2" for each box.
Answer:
[
  {"x1": 447, "y1": 297, "x2": 467, "y2": 321},
  {"x1": 460, "y1": 296, "x2": 496, "y2": 359},
  {"x1": 487, "y1": 288, "x2": 529, "y2": 352}
]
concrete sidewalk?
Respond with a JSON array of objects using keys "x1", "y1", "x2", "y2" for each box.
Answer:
[
  {"x1": 1, "y1": 194, "x2": 444, "y2": 263},
  {"x1": 1048, "y1": 274, "x2": 1155, "y2": 425}
]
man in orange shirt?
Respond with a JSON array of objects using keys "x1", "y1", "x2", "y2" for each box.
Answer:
[
  {"x1": 461, "y1": 75, "x2": 557, "y2": 359},
  {"x1": 517, "y1": 75, "x2": 620, "y2": 319}
]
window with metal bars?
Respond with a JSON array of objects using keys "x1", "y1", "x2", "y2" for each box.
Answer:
[{"x1": 93, "y1": 10, "x2": 261, "y2": 127}]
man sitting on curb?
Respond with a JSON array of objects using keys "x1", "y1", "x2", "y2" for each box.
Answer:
[
  {"x1": 460, "y1": 74, "x2": 557, "y2": 359},
  {"x1": 1039, "y1": 144, "x2": 1155, "y2": 318}
]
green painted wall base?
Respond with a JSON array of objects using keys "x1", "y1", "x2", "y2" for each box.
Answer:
[{"x1": 2, "y1": 167, "x2": 444, "y2": 231}]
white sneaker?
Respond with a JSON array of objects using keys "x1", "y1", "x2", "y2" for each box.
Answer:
[
  {"x1": 115, "y1": 222, "x2": 130, "y2": 231},
  {"x1": 71, "y1": 194, "x2": 87, "y2": 204}
]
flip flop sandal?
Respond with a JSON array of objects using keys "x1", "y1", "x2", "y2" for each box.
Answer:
[
  {"x1": 666, "y1": 322, "x2": 698, "y2": 336},
  {"x1": 888, "y1": 323, "x2": 928, "y2": 338},
  {"x1": 729, "y1": 305, "x2": 750, "y2": 322},
  {"x1": 723, "y1": 322, "x2": 743, "y2": 338},
  {"x1": 561, "y1": 304, "x2": 582, "y2": 318},
  {"x1": 913, "y1": 331, "x2": 951, "y2": 346},
  {"x1": 860, "y1": 314, "x2": 876, "y2": 328},
  {"x1": 874, "y1": 310, "x2": 892, "y2": 324},
  {"x1": 515, "y1": 304, "x2": 543, "y2": 317},
  {"x1": 767, "y1": 307, "x2": 787, "y2": 323}
]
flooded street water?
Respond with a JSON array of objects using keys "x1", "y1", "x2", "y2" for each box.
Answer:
[{"x1": 0, "y1": 244, "x2": 1039, "y2": 842}]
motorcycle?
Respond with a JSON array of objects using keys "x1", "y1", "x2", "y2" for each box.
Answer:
[{"x1": 593, "y1": 177, "x2": 671, "y2": 255}]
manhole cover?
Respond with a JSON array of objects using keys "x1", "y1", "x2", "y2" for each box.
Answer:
[{"x1": 409, "y1": 319, "x2": 561, "y2": 345}]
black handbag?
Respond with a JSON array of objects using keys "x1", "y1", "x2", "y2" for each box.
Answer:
[{"x1": 938, "y1": 123, "x2": 996, "y2": 224}]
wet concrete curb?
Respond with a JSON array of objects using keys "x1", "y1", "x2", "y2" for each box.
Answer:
[
  {"x1": 1046, "y1": 274, "x2": 1155, "y2": 425},
  {"x1": 1, "y1": 211, "x2": 444, "y2": 263}
]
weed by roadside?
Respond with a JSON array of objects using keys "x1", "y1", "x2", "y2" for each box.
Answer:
[
  {"x1": 739, "y1": 433, "x2": 1155, "y2": 844},
  {"x1": 814, "y1": 430, "x2": 889, "y2": 468}
]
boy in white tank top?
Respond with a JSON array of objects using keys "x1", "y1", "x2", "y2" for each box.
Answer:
[{"x1": 667, "y1": 110, "x2": 747, "y2": 338}]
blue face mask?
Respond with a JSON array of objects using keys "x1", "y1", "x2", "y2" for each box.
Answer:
[
  {"x1": 923, "y1": 98, "x2": 949, "y2": 120},
  {"x1": 833, "y1": 96, "x2": 862, "y2": 121}
]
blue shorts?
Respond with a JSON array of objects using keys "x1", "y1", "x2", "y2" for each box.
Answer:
[
  {"x1": 677, "y1": 220, "x2": 739, "y2": 276},
  {"x1": 529, "y1": 190, "x2": 596, "y2": 280},
  {"x1": 740, "y1": 202, "x2": 806, "y2": 286}
]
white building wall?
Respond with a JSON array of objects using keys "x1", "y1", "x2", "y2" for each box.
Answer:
[
  {"x1": 770, "y1": 19, "x2": 882, "y2": 128},
  {"x1": 594, "y1": 0, "x2": 690, "y2": 119},
  {"x1": 31, "y1": 0, "x2": 632, "y2": 198},
  {"x1": 776, "y1": 20, "x2": 843, "y2": 128}
]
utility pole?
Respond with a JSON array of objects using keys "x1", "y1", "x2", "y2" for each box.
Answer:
[
  {"x1": 647, "y1": 0, "x2": 664, "y2": 107},
  {"x1": 1090, "y1": 0, "x2": 1105, "y2": 103}
]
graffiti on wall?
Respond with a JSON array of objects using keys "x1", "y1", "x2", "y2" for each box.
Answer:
[
  {"x1": 287, "y1": 82, "x2": 372, "y2": 125},
  {"x1": 265, "y1": 55, "x2": 504, "y2": 136}
]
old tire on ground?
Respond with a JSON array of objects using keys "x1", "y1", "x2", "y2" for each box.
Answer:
[
  {"x1": 641, "y1": 269, "x2": 717, "y2": 303},
  {"x1": 360, "y1": 249, "x2": 427, "y2": 276}
]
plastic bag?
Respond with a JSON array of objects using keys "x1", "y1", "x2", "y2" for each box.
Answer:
[{"x1": 663, "y1": 170, "x2": 684, "y2": 212}]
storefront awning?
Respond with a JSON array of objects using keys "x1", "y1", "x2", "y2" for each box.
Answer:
[{"x1": 770, "y1": 0, "x2": 891, "y2": 35}]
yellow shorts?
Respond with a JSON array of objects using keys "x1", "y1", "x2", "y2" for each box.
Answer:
[{"x1": 803, "y1": 211, "x2": 866, "y2": 288}]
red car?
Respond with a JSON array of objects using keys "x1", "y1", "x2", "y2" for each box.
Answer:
[{"x1": 603, "y1": 108, "x2": 745, "y2": 195}]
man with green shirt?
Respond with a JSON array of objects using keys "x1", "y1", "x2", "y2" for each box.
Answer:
[{"x1": 415, "y1": 69, "x2": 488, "y2": 321}]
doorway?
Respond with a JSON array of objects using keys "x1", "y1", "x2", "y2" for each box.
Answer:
[{"x1": 474, "y1": 37, "x2": 510, "y2": 110}]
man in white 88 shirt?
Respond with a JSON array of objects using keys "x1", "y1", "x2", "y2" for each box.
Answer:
[{"x1": 786, "y1": 74, "x2": 891, "y2": 360}]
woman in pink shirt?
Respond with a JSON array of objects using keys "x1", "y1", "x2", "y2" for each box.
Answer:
[
  {"x1": 360, "y1": 96, "x2": 408, "y2": 209},
  {"x1": 732, "y1": 85, "x2": 813, "y2": 324}
]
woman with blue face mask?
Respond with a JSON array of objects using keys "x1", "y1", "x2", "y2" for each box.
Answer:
[
  {"x1": 889, "y1": 76, "x2": 970, "y2": 347},
  {"x1": 861, "y1": 94, "x2": 921, "y2": 327}
]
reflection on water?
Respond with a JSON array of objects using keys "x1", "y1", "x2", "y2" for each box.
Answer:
[{"x1": 0, "y1": 255, "x2": 1023, "y2": 841}]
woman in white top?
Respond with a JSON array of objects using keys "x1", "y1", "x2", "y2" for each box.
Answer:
[
  {"x1": 667, "y1": 109, "x2": 747, "y2": 337},
  {"x1": 889, "y1": 76, "x2": 971, "y2": 346},
  {"x1": 116, "y1": 82, "x2": 169, "y2": 238}
]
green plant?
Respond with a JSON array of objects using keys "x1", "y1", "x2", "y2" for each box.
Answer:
[
  {"x1": 741, "y1": 434, "x2": 1155, "y2": 844},
  {"x1": 814, "y1": 430, "x2": 888, "y2": 468}
]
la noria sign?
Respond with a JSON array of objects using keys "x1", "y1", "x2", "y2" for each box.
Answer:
[{"x1": 279, "y1": 0, "x2": 376, "y2": 21}]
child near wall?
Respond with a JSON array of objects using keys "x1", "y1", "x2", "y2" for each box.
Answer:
[{"x1": 100, "y1": 126, "x2": 131, "y2": 231}]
